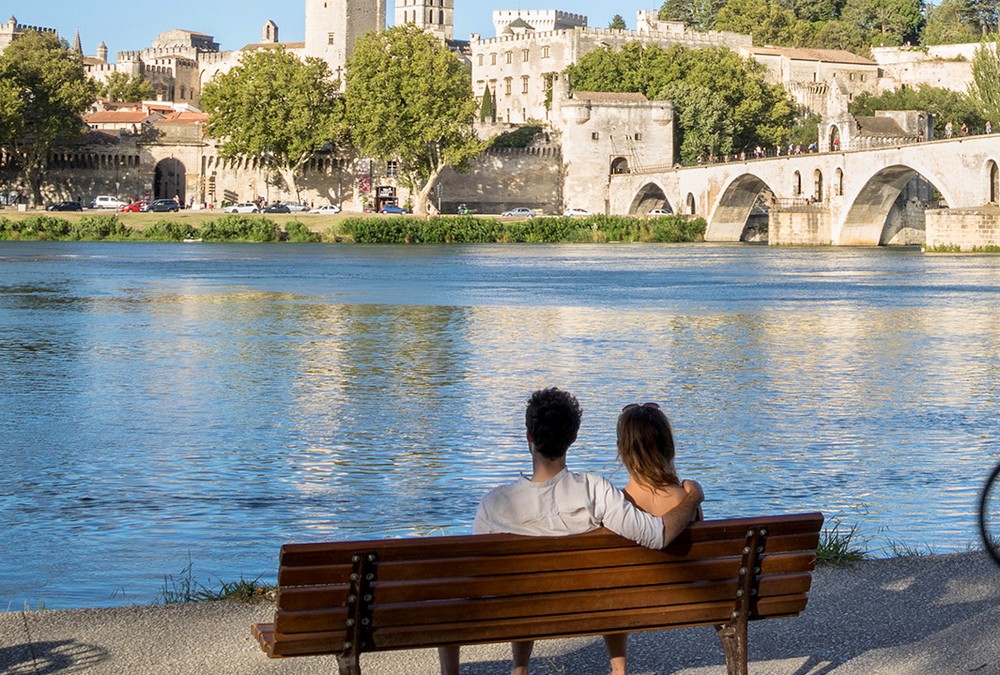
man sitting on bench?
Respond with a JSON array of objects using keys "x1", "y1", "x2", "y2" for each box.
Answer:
[{"x1": 438, "y1": 387, "x2": 704, "y2": 675}]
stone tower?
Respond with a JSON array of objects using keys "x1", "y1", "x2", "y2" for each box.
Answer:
[
  {"x1": 304, "y1": 0, "x2": 387, "y2": 79},
  {"x1": 261, "y1": 20, "x2": 279, "y2": 44},
  {"x1": 395, "y1": 0, "x2": 454, "y2": 42}
]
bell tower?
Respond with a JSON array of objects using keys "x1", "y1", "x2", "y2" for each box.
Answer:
[
  {"x1": 304, "y1": 0, "x2": 387, "y2": 81},
  {"x1": 395, "y1": 0, "x2": 454, "y2": 42}
]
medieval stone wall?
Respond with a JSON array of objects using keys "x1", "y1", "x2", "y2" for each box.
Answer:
[
  {"x1": 437, "y1": 146, "x2": 563, "y2": 215},
  {"x1": 926, "y1": 207, "x2": 1000, "y2": 251}
]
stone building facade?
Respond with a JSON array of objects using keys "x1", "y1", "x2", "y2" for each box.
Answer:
[{"x1": 471, "y1": 10, "x2": 749, "y2": 126}]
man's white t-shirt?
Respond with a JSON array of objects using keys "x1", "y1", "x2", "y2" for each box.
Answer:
[{"x1": 473, "y1": 468, "x2": 665, "y2": 549}]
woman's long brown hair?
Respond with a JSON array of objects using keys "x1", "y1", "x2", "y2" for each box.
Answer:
[{"x1": 617, "y1": 403, "x2": 679, "y2": 490}]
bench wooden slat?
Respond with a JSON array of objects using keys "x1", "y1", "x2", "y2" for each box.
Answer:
[
  {"x1": 277, "y1": 531, "x2": 820, "y2": 586},
  {"x1": 275, "y1": 551, "x2": 814, "y2": 611},
  {"x1": 277, "y1": 513, "x2": 824, "y2": 568},
  {"x1": 274, "y1": 572, "x2": 814, "y2": 634}
]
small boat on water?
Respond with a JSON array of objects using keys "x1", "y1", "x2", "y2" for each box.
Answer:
[{"x1": 183, "y1": 237, "x2": 203, "y2": 243}]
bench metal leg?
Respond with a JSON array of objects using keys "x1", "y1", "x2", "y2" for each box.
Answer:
[
  {"x1": 716, "y1": 621, "x2": 748, "y2": 675},
  {"x1": 336, "y1": 654, "x2": 361, "y2": 675}
]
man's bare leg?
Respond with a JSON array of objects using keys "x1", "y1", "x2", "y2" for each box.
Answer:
[
  {"x1": 438, "y1": 646, "x2": 460, "y2": 675},
  {"x1": 603, "y1": 633, "x2": 627, "y2": 675},
  {"x1": 511, "y1": 640, "x2": 534, "y2": 675}
]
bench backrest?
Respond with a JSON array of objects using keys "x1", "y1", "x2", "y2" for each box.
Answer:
[{"x1": 263, "y1": 512, "x2": 824, "y2": 658}]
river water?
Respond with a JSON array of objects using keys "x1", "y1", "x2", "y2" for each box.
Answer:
[{"x1": 1, "y1": 241, "x2": 998, "y2": 609}]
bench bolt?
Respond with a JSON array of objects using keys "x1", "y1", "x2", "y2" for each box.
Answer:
[
  {"x1": 346, "y1": 618, "x2": 355, "y2": 627},
  {"x1": 366, "y1": 573, "x2": 374, "y2": 581},
  {"x1": 364, "y1": 594, "x2": 372, "y2": 602},
  {"x1": 352, "y1": 555, "x2": 360, "y2": 563},
  {"x1": 348, "y1": 594, "x2": 357, "y2": 603},
  {"x1": 362, "y1": 618, "x2": 370, "y2": 626},
  {"x1": 343, "y1": 642, "x2": 352, "y2": 651},
  {"x1": 742, "y1": 546, "x2": 750, "y2": 554}
]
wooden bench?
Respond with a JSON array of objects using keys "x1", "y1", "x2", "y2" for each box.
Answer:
[{"x1": 252, "y1": 512, "x2": 824, "y2": 675}]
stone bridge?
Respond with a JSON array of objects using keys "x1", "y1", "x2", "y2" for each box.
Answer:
[{"x1": 610, "y1": 135, "x2": 1000, "y2": 246}]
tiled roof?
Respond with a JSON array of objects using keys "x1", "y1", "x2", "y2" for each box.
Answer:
[
  {"x1": 86, "y1": 111, "x2": 150, "y2": 124},
  {"x1": 855, "y1": 116, "x2": 909, "y2": 137},
  {"x1": 573, "y1": 91, "x2": 649, "y2": 102},
  {"x1": 748, "y1": 46, "x2": 876, "y2": 66},
  {"x1": 156, "y1": 111, "x2": 209, "y2": 124}
]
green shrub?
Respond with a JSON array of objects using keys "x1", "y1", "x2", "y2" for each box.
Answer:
[
  {"x1": 5, "y1": 214, "x2": 72, "y2": 239},
  {"x1": 68, "y1": 215, "x2": 133, "y2": 241},
  {"x1": 490, "y1": 125, "x2": 543, "y2": 149},
  {"x1": 142, "y1": 220, "x2": 198, "y2": 241},
  {"x1": 284, "y1": 220, "x2": 321, "y2": 243},
  {"x1": 199, "y1": 215, "x2": 280, "y2": 242}
]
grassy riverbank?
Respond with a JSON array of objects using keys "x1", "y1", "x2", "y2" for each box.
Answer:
[{"x1": 0, "y1": 211, "x2": 707, "y2": 244}]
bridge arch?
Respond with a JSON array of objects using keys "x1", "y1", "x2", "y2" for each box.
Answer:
[
  {"x1": 628, "y1": 182, "x2": 673, "y2": 215},
  {"x1": 839, "y1": 164, "x2": 951, "y2": 246},
  {"x1": 611, "y1": 157, "x2": 630, "y2": 174},
  {"x1": 706, "y1": 173, "x2": 776, "y2": 242}
]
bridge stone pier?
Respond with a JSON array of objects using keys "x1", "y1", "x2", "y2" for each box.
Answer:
[{"x1": 610, "y1": 135, "x2": 1000, "y2": 247}]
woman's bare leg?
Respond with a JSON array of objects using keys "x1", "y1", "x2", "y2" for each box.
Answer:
[
  {"x1": 511, "y1": 640, "x2": 534, "y2": 675},
  {"x1": 604, "y1": 633, "x2": 627, "y2": 675}
]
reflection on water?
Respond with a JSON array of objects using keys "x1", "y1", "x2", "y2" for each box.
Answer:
[{"x1": 1, "y1": 242, "x2": 998, "y2": 608}]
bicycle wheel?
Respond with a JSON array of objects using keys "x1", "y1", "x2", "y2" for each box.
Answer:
[{"x1": 979, "y1": 461, "x2": 1000, "y2": 567}]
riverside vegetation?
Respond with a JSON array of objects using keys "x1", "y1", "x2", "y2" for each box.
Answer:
[{"x1": 0, "y1": 213, "x2": 707, "y2": 244}]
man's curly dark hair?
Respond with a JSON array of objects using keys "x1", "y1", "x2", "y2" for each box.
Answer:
[{"x1": 524, "y1": 387, "x2": 582, "y2": 460}]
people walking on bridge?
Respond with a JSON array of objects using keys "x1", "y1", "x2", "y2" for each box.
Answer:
[{"x1": 945, "y1": 121, "x2": 953, "y2": 138}]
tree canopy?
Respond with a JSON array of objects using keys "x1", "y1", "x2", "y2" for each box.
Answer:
[
  {"x1": 609, "y1": 14, "x2": 627, "y2": 30},
  {"x1": 567, "y1": 43, "x2": 799, "y2": 163},
  {"x1": 201, "y1": 47, "x2": 343, "y2": 203},
  {"x1": 345, "y1": 24, "x2": 483, "y2": 215},
  {"x1": 968, "y1": 40, "x2": 1000, "y2": 122},
  {"x1": 0, "y1": 31, "x2": 98, "y2": 206},
  {"x1": 850, "y1": 84, "x2": 986, "y2": 136},
  {"x1": 101, "y1": 72, "x2": 155, "y2": 103}
]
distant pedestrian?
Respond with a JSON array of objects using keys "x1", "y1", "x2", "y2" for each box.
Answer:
[
  {"x1": 987, "y1": 121, "x2": 993, "y2": 134},
  {"x1": 961, "y1": 122, "x2": 969, "y2": 136},
  {"x1": 945, "y1": 121, "x2": 953, "y2": 138}
]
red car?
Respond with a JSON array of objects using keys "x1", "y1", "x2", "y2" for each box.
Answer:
[{"x1": 119, "y1": 201, "x2": 148, "y2": 212}]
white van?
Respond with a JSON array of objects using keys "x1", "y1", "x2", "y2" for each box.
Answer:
[{"x1": 91, "y1": 195, "x2": 127, "y2": 210}]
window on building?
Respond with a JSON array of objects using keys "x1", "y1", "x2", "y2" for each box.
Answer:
[
  {"x1": 386, "y1": 160, "x2": 398, "y2": 177},
  {"x1": 542, "y1": 46, "x2": 550, "y2": 58},
  {"x1": 504, "y1": 77, "x2": 512, "y2": 95},
  {"x1": 477, "y1": 54, "x2": 483, "y2": 66},
  {"x1": 635, "y1": 133, "x2": 642, "y2": 141},
  {"x1": 328, "y1": 33, "x2": 335, "y2": 45},
  {"x1": 522, "y1": 49, "x2": 530, "y2": 62},
  {"x1": 521, "y1": 75, "x2": 529, "y2": 93},
  {"x1": 506, "y1": 51, "x2": 512, "y2": 64},
  {"x1": 491, "y1": 53, "x2": 497, "y2": 65},
  {"x1": 592, "y1": 132, "x2": 600, "y2": 140}
]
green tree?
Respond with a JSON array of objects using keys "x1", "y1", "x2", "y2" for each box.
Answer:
[
  {"x1": 568, "y1": 44, "x2": 797, "y2": 164},
  {"x1": 479, "y1": 86, "x2": 494, "y2": 123},
  {"x1": 959, "y1": 0, "x2": 999, "y2": 34},
  {"x1": 850, "y1": 84, "x2": 984, "y2": 137},
  {"x1": 0, "y1": 31, "x2": 98, "y2": 206},
  {"x1": 841, "y1": 0, "x2": 925, "y2": 46},
  {"x1": 923, "y1": 0, "x2": 980, "y2": 43},
  {"x1": 609, "y1": 14, "x2": 628, "y2": 30},
  {"x1": 658, "y1": 0, "x2": 726, "y2": 29},
  {"x1": 345, "y1": 25, "x2": 484, "y2": 216},
  {"x1": 810, "y1": 20, "x2": 867, "y2": 51},
  {"x1": 101, "y1": 71, "x2": 155, "y2": 102},
  {"x1": 201, "y1": 47, "x2": 342, "y2": 203},
  {"x1": 794, "y1": 0, "x2": 845, "y2": 22},
  {"x1": 715, "y1": 0, "x2": 808, "y2": 45},
  {"x1": 969, "y1": 41, "x2": 1000, "y2": 121}
]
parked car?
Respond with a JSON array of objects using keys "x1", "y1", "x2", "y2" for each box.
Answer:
[
  {"x1": 284, "y1": 203, "x2": 310, "y2": 213},
  {"x1": 119, "y1": 201, "x2": 149, "y2": 212},
  {"x1": 227, "y1": 202, "x2": 259, "y2": 214},
  {"x1": 501, "y1": 207, "x2": 535, "y2": 218},
  {"x1": 309, "y1": 204, "x2": 342, "y2": 215},
  {"x1": 91, "y1": 195, "x2": 127, "y2": 210},
  {"x1": 647, "y1": 208, "x2": 672, "y2": 216},
  {"x1": 263, "y1": 203, "x2": 291, "y2": 214},
  {"x1": 46, "y1": 201, "x2": 83, "y2": 211},
  {"x1": 563, "y1": 207, "x2": 590, "y2": 217},
  {"x1": 379, "y1": 203, "x2": 407, "y2": 215},
  {"x1": 147, "y1": 199, "x2": 180, "y2": 213}
]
